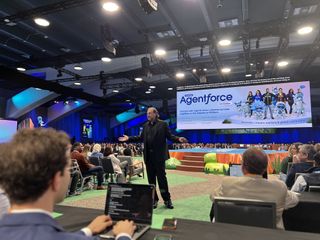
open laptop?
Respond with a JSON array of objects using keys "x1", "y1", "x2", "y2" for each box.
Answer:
[
  {"x1": 229, "y1": 164, "x2": 243, "y2": 177},
  {"x1": 100, "y1": 183, "x2": 155, "y2": 240}
]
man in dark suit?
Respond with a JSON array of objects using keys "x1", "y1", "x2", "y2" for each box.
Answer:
[
  {"x1": 0, "y1": 128, "x2": 135, "y2": 240},
  {"x1": 119, "y1": 107, "x2": 187, "y2": 209}
]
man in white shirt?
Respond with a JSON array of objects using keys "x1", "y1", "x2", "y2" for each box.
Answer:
[
  {"x1": 291, "y1": 151, "x2": 320, "y2": 192},
  {"x1": 0, "y1": 128, "x2": 135, "y2": 240},
  {"x1": 0, "y1": 187, "x2": 10, "y2": 218}
]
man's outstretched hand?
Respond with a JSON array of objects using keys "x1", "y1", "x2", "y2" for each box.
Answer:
[
  {"x1": 118, "y1": 135, "x2": 129, "y2": 142},
  {"x1": 178, "y1": 137, "x2": 188, "y2": 143}
]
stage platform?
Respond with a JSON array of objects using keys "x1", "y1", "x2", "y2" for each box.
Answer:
[{"x1": 169, "y1": 148, "x2": 288, "y2": 173}]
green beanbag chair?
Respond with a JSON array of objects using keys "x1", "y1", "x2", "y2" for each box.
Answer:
[
  {"x1": 204, "y1": 163, "x2": 229, "y2": 175},
  {"x1": 165, "y1": 158, "x2": 182, "y2": 169},
  {"x1": 204, "y1": 153, "x2": 217, "y2": 164}
]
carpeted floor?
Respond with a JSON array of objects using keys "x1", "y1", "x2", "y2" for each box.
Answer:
[{"x1": 58, "y1": 170, "x2": 279, "y2": 228}]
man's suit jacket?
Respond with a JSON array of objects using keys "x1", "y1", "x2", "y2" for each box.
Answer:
[
  {"x1": 0, "y1": 213, "x2": 130, "y2": 240},
  {"x1": 210, "y1": 175, "x2": 299, "y2": 229},
  {"x1": 286, "y1": 162, "x2": 314, "y2": 188},
  {"x1": 129, "y1": 119, "x2": 180, "y2": 164}
]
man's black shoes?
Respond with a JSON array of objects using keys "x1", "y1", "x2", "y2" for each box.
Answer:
[
  {"x1": 164, "y1": 199, "x2": 174, "y2": 209},
  {"x1": 153, "y1": 201, "x2": 158, "y2": 209}
]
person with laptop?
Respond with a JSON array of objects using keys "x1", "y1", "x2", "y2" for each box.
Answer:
[
  {"x1": 118, "y1": 107, "x2": 187, "y2": 209},
  {"x1": 210, "y1": 147, "x2": 299, "y2": 229},
  {"x1": 0, "y1": 128, "x2": 135, "y2": 240}
]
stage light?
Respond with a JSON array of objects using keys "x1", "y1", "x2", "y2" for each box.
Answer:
[
  {"x1": 34, "y1": 18, "x2": 50, "y2": 27},
  {"x1": 145, "y1": 90, "x2": 151, "y2": 94},
  {"x1": 64, "y1": 101, "x2": 69, "y2": 105},
  {"x1": 277, "y1": 61, "x2": 288, "y2": 67},
  {"x1": 250, "y1": 63, "x2": 254, "y2": 66},
  {"x1": 135, "y1": 77, "x2": 143, "y2": 82},
  {"x1": 102, "y1": 2, "x2": 120, "y2": 12},
  {"x1": 221, "y1": 67, "x2": 231, "y2": 73},
  {"x1": 264, "y1": 61, "x2": 269, "y2": 65},
  {"x1": 245, "y1": 74, "x2": 252, "y2": 77},
  {"x1": 54, "y1": 100, "x2": 59, "y2": 104},
  {"x1": 175, "y1": 72, "x2": 185, "y2": 79},
  {"x1": 149, "y1": 85, "x2": 156, "y2": 89},
  {"x1": 192, "y1": 68, "x2": 197, "y2": 73},
  {"x1": 101, "y1": 57, "x2": 112, "y2": 62},
  {"x1": 17, "y1": 67, "x2": 26, "y2": 72},
  {"x1": 154, "y1": 48, "x2": 166, "y2": 57},
  {"x1": 74, "y1": 100, "x2": 79, "y2": 104},
  {"x1": 168, "y1": 87, "x2": 173, "y2": 91},
  {"x1": 297, "y1": 26, "x2": 313, "y2": 35},
  {"x1": 74, "y1": 65, "x2": 83, "y2": 70},
  {"x1": 126, "y1": 99, "x2": 130, "y2": 102},
  {"x1": 74, "y1": 82, "x2": 81, "y2": 86},
  {"x1": 35, "y1": 88, "x2": 42, "y2": 91},
  {"x1": 203, "y1": 68, "x2": 207, "y2": 71},
  {"x1": 112, "y1": 89, "x2": 119, "y2": 93},
  {"x1": 218, "y1": 39, "x2": 231, "y2": 46}
]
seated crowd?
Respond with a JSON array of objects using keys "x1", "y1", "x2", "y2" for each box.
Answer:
[{"x1": 1, "y1": 128, "x2": 320, "y2": 237}]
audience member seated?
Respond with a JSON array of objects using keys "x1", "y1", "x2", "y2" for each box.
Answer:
[
  {"x1": 210, "y1": 147, "x2": 299, "y2": 229},
  {"x1": 122, "y1": 148, "x2": 144, "y2": 178},
  {"x1": 0, "y1": 187, "x2": 10, "y2": 219},
  {"x1": 71, "y1": 142, "x2": 105, "y2": 190},
  {"x1": 286, "y1": 144, "x2": 316, "y2": 189},
  {"x1": 103, "y1": 146, "x2": 128, "y2": 183},
  {"x1": 0, "y1": 128, "x2": 135, "y2": 240},
  {"x1": 291, "y1": 151, "x2": 320, "y2": 192},
  {"x1": 280, "y1": 143, "x2": 302, "y2": 181},
  {"x1": 82, "y1": 144, "x2": 92, "y2": 159},
  {"x1": 91, "y1": 144, "x2": 104, "y2": 159}
]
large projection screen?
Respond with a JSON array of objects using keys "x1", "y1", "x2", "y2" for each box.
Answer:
[
  {"x1": 0, "y1": 120, "x2": 17, "y2": 143},
  {"x1": 177, "y1": 81, "x2": 312, "y2": 130}
]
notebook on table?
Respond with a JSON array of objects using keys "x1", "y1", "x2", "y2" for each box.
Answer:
[{"x1": 100, "y1": 183, "x2": 155, "y2": 240}]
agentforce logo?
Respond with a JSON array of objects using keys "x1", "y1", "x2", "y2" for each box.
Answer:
[{"x1": 180, "y1": 93, "x2": 233, "y2": 105}]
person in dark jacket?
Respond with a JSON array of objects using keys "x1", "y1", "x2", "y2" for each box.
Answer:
[
  {"x1": 118, "y1": 107, "x2": 187, "y2": 209},
  {"x1": 246, "y1": 91, "x2": 254, "y2": 117},
  {"x1": 263, "y1": 88, "x2": 274, "y2": 119},
  {"x1": 286, "y1": 144, "x2": 315, "y2": 188},
  {"x1": 287, "y1": 88, "x2": 295, "y2": 114}
]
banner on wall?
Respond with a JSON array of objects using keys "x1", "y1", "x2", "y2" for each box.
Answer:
[{"x1": 177, "y1": 81, "x2": 312, "y2": 130}]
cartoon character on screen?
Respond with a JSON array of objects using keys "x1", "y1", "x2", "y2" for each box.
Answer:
[
  {"x1": 234, "y1": 101, "x2": 251, "y2": 118},
  {"x1": 294, "y1": 87, "x2": 305, "y2": 116},
  {"x1": 37, "y1": 116, "x2": 46, "y2": 128},
  {"x1": 251, "y1": 100, "x2": 265, "y2": 120}
]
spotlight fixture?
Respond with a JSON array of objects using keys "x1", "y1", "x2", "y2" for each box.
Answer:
[
  {"x1": 54, "y1": 100, "x2": 59, "y2": 104},
  {"x1": 35, "y1": 88, "x2": 42, "y2": 91},
  {"x1": 112, "y1": 89, "x2": 119, "y2": 93},
  {"x1": 102, "y1": 2, "x2": 120, "y2": 12},
  {"x1": 149, "y1": 85, "x2": 156, "y2": 89},
  {"x1": 126, "y1": 99, "x2": 131, "y2": 102},
  {"x1": 297, "y1": 26, "x2": 313, "y2": 35},
  {"x1": 175, "y1": 72, "x2": 185, "y2": 79},
  {"x1": 74, "y1": 65, "x2": 83, "y2": 70},
  {"x1": 168, "y1": 87, "x2": 173, "y2": 91},
  {"x1": 192, "y1": 68, "x2": 197, "y2": 73},
  {"x1": 221, "y1": 67, "x2": 231, "y2": 73},
  {"x1": 101, "y1": 57, "x2": 112, "y2": 62},
  {"x1": 17, "y1": 67, "x2": 26, "y2": 72},
  {"x1": 250, "y1": 63, "x2": 254, "y2": 66},
  {"x1": 64, "y1": 100, "x2": 69, "y2": 105},
  {"x1": 264, "y1": 61, "x2": 269, "y2": 65},
  {"x1": 218, "y1": 39, "x2": 231, "y2": 46},
  {"x1": 34, "y1": 18, "x2": 50, "y2": 27},
  {"x1": 74, "y1": 82, "x2": 81, "y2": 86},
  {"x1": 154, "y1": 48, "x2": 166, "y2": 57},
  {"x1": 203, "y1": 68, "x2": 207, "y2": 71},
  {"x1": 145, "y1": 90, "x2": 151, "y2": 94},
  {"x1": 245, "y1": 74, "x2": 252, "y2": 77},
  {"x1": 277, "y1": 61, "x2": 288, "y2": 67},
  {"x1": 74, "y1": 100, "x2": 79, "y2": 104},
  {"x1": 135, "y1": 77, "x2": 143, "y2": 82}
]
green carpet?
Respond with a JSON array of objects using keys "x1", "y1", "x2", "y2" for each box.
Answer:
[{"x1": 131, "y1": 171, "x2": 208, "y2": 187}]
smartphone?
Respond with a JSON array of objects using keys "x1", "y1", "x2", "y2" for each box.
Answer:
[{"x1": 162, "y1": 218, "x2": 177, "y2": 230}]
